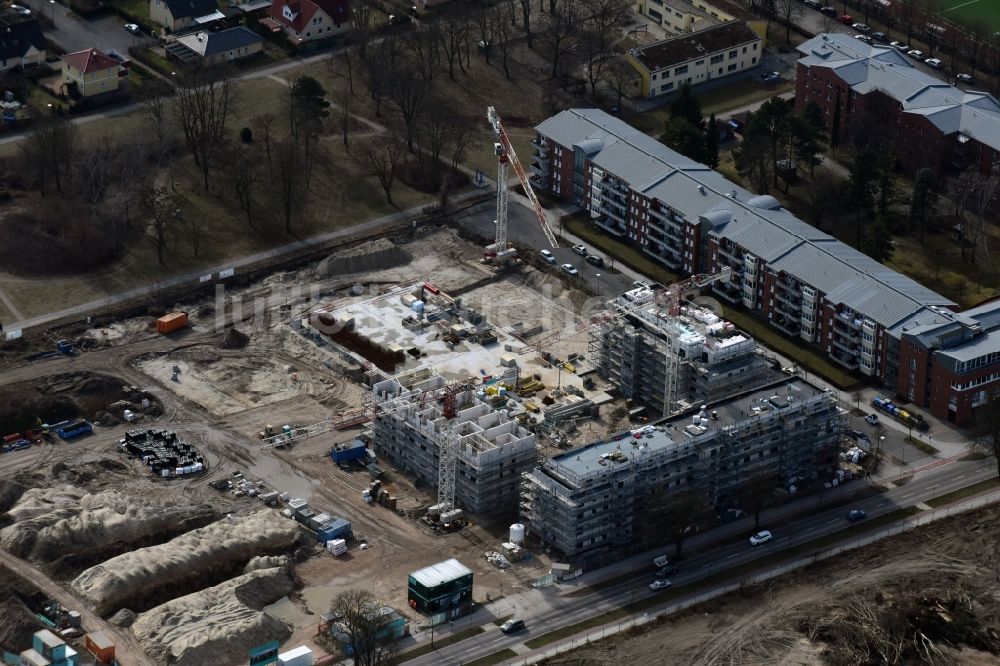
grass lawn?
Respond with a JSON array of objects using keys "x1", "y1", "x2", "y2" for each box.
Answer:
[
  {"x1": 463, "y1": 649, "x2": 518, "y2": 666},
  {"x1": 562, "y1": 214, "x2": 678, "y2": 285},
  {"x1": 524, "y1": 608, "x2": 630, "y2": 649},
  {"x1": 940, "y1": 0, "x2": 1000, "y2": 33},
  {"x1": 925, "y1": 476, "x2": 1000, "y2": 508}
]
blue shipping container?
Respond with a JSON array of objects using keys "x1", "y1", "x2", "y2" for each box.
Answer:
[
  {"x1": 58, "y1": 421, "x2": 92, "y2": 440},
  {"x1": 317, "y1": 518, "x2": 352, "y2": 543},
  {"x1": 331, "y1": 439, "x2": 367, "y2": 464}
]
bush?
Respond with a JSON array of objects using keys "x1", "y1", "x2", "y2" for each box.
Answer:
[{"x1": 240, "y1": 127, "x2": 253, "y2": 143}]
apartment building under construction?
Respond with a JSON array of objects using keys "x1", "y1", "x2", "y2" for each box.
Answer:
[
  {"x1": 371, "y1": 374, "x2": 537, "y2": 520},
  {"x1": 519, "y1": 377, "x2": 842, "y2": 565},
  {"x1": 589, "y1": 286, "x2": 777, "y2": 416}
]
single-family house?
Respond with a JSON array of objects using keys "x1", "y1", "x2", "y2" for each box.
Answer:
[
  {"x1": 62, "y1": 48, "x2": 120, "y2": 97},
  {"x1": 150, "y1": 0, "x2": 221, "y2": 31},
  {"x1": 263, "y1": 0, "x2": 349, "y2": 45},
  {"x1": 169, "y1": 26, "x2": 264, "y2": 64},
  {"x1": 0, "y1": 18, "x2": 47, "y2": 72}
]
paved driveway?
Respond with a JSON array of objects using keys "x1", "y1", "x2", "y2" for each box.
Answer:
[{"x1": 24, "y1": 0, "x2": 156, "y2": 55}]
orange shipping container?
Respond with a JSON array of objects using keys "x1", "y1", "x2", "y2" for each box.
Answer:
[
  {"x1": 156, "y1": 312, "x2": 188, "y2": 334},
  {"x1": 85, "y1": 632, "x2": 115, "y2": 663}
]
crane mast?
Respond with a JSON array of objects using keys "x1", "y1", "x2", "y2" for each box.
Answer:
[{"x1": 486, "y1": 106, "x2": 558, "y2": 261}]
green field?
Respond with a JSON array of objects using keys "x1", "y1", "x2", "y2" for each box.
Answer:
[{"x1": 940, "y1": 0, "x2": 1000, "y2": 33}]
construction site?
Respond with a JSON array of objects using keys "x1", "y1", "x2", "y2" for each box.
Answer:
[{"x1": 0, "y1": 105, "x2": 864, "y2": 664}]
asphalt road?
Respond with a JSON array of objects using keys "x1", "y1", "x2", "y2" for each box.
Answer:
[
  {"x1": 456, "y1": 200, "x2": 636, "y2": 298},
  {"x1": 405, "y1": 454, "x2": 998, "y2": 665},
  {"x1": 25, "y1": 0, "x2": 156, "y2": 55}
]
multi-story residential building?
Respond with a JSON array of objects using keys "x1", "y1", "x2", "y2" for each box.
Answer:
[
  {"x1": 636, "y1": 0, "x2": 731, "y2": 34},
  {"x1": 795, "y1": 33, "x2": 1000, "y2": 214},
  {"x1": 371, "y1": 375, "x2": 537, "y2": 519},
  {"x1": 0, "y1": 16, "x2": 46, "y2": 72},
  {"x1": 149, "y1": 0, "x2": 220, "y2": 32},
  {"x1": 529, "y1": 109, "x2": 1000, "y2": 426},
  {"x1": 520, "y1": 377, "x2": 841, "y2": 565},
  {"x1": 62, "y1": 48, "x2": 121, "y2": 98},
  {"x1": 589, "y1": 285, "x2": 777, "y2": 416},
  {"x1": 625, "y1": 21, "x2": 763, "y2": 98}
]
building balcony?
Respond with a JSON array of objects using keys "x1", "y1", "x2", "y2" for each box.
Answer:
[
  {"x1": 594, "y1": 215, "x2": 626, "y2": 237},
  {"x1": 831, "y1": 336, "x2": 859, "y2": 353},
  {"x1": 774, "y1": 289, "x2": 802, "y2": 309},
  {"x1": 771, "y1": 316, "x2": 800, "y2": 336},
  {"x1": 834, "y1": 311, "x2": 862, "y2": 330},
  {"x1": 530, "y1": 137, "x2": 549, "y2": 154},
  {"x1": 713, "y1": 283, "x2": 742, "y2": 304},
  {"x1": 529, "y1": 163, "x2": 547, "y2": 179},
  {"x1": 643, "y1": 242, "x2": 682, "y2": 268},
  {"x1": 830, "y1": 350, "x2": 859, "y2": 370},
  {"x1": 532, "y1": 153, "x2": 550, "y2": 169}
]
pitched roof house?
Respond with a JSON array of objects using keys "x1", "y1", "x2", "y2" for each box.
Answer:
[
  {"x1": 150, "y1": 0, "x2": 221, "y2": 31},
  {"x1": 0, "y1": 18, "x2": 47, "y2": 72},
  {"x1": 263, "y1": 0, "x2": 349, "y2": 44},
  {"x1": 62, "y1": 48, "x2": 121, "y2": 97}
]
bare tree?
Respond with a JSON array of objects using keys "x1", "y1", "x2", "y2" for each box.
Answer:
[
  {"x1": 976, "y1": 394, "x2": 1000, "y2": 479},
  {"x1": 358, "y1": 138, "x2": 405, "y2": 206},
  {"x1": 140, "y1": 87, "x2": 171, "y2": 153},
  {"x1": 253, "y1": 113, "x2": 278, "y2": 175},
  {"x1": 583, "y1": 0, "x2": 628, "y2": 51},
  {"x1": 363, "y1": 38, "x2": 402, "y2": 116},
  {"x1": 645, "y1": 489, "x2": 714, "y2": 559},
  {"x1": 774, "y1": 0, "x2": 801, "y2": 44},
  {"x1": 21, "y1": 114, "x2": 78, "y2": 195},
  {"x1": 333, "y1": 85, "x2": 354, "y2": 150},
  {"x1": 352, "y1": 0, "x2": 379, "y2": 62},
  {"x1": 491, "y1": 5, "x2": 514, "y2": 78},
  {"x1": 271, "y1": 139, "x2": 307, "y2": 233},
  {"x1": 173, "y1": 67, "x2": 234, "y2": 191},
  {"x1": 581, "y1": 28, "x2": 610, "y2": 100},
  {"x1": 223, "y1": 144, "x2": 259, "y2": 229},
  {"x1": 739, "y1": 471, "x2": 779, "y2": 530},
  {"x1": 519, "y1": 0, "x2": 533, "y2": 47},
  {"x1": 78, "y1": 140, "x2": 114, "y2": 205},
  {"x1": 437, "y1": 13, "x2": 473, "y2": 78},
  {"x1": 474, "y1": 0, "x2": 498, "y2": 64},
  {"x1": 602, "y1": 57, "x2": 636, "y2": 108},
  {"x1": 139, "y1": 187, "x2": 178, "y2": 265},
  {"x1": 330, "y1": 589, "x2": 398, "y2": 666},
  {"x1": 540, "y1": 0, "x2": 580, "y2": 79}
]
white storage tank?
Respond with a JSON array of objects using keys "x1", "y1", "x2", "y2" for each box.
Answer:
[{"x1": 509, "y1": 523, "x2": 525, "y2": 545}]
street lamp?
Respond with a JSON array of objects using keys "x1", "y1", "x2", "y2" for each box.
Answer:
[
  {"x1": 48, "y1": 0, "x2": 55, "y2": 22},
  {"x1": 595, "y1": 273, "x2": 602, "y2": 297}
]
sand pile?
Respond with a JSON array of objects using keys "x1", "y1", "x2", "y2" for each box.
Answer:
[
  {"x1": 317, "y1": 237, "x2": 410, "y2": 277},
  {"x1": 132, "y1": 566, "x2": 294, "y2": 666},
  {"x1": 0, "y1": 486, "x2": 217, "y2": 563},
  {"x1": 72, "y1": 510, "x2": 300, "y2": 615},
  {"x1": 219, "y1": 328, "x2": 250, "y2": 350}
]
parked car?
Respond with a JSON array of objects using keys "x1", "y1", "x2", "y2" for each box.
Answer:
[
  {"x1": 501, "y1": 618, "x2": 526, "y2": 633},
  {"x1": 648, "y1": 579, "x2": 672, "y2": 591},
  {"x1": 572, "y1": 244, "x2": 588, "y2": 256},
  {"x1": 804, "y1": 0, "x2": 822, "y2": 8},
  {"x1": 956, "y1": 73, "x2": 974, "y2": 83},
  {"x1": 9, "y1": 4, "x2": 31, "y2": 15},
  {"x1": 854, "y1": 34, "x2": 873, "y2": 44},
  {"x1": 561, "y1": 263, "x2": 578, "y2": 276},
  {"x1": 539, "y1": 249, "x2": 556, "y2": 264},
  {"x1": 656, "y1": 565, "x2": 679, "y2": 578},
  {"x1": 632, "y1": 280, "x2": 651, "y2": 289},
  {"x1": 839, "y1": 14, "x2": 853, "y2": 24},
  {"x1": 852, "y1": 23, "x2": 871, "y2": 33},
  {"x1": 872, "y1": 31, "x2": 888, "y2": 42},
  {"x1": 907, "y1": 49, "x2": 925, "y2": 60},
  {"x1": 925, "y1": 57, "x2": 943, "y2": 69},
  {"x1": 890, "y1": 41, "x2": 910, "y2": 51},
  {"x1": 585, "y1": 254, "x2": 604, "y2": 267},
  {"x1": 749, "y1": 530, "x2": 773, "y2": 546},
  {"x1": 727, "y1": 118, "x2": 745, "y2": 133},
  {"x1": 849, "y1": 429, "x2": 871, "y2": 443},
  {"x1": 847, "y1": 509, "x2": 868, "y2": 522},
  {"x1": 864, "y1": 413, "x2": 880, "y2": 426},
  {"x1": 124, "y1": 23, "x2": 142, "y2": 34},
  {"x1": 820, "y1": 6, "x2": 837, "y2": 17},
  {"x1": 761, "y1": 71, "x2": 781, "y2": 83}
]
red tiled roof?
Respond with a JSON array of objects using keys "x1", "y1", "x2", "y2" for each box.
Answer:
[
  {"x1": 62, "y1": 48, "x2": 119, "y2": 74},
  {"x1": 267, "y1": 0, "x2": 349, "y2": 33}
]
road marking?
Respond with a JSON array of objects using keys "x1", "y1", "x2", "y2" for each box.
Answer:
[
  {"x1": 725, "y1": 553, "x2": 740, "y2": 560},
  {"x1": 915, "y1": 502, "x2": 933, "y2": 511},
  {"x1": 901, "y1": 492, "x2": 914, "y2": 499},
  {"x1": 954, "y1": 475, "x2": 966, "y2": 481}
]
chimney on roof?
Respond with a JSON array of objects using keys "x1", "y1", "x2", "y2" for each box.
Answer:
[{"x1": 698, "y1": 185, "x2": 705, "y2": 195}]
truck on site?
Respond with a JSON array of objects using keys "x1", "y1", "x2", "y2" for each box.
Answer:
[{"x1": 653, "y1": 554, "x2": 670, "y2": 568}]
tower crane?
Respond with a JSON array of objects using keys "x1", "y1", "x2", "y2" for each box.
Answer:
[
  {"x1": 656, "y1": 268, "x2": 731, "y2": 416},
  {"x1": 485, "y1": 106, "x2": 559, "y2": 262}
]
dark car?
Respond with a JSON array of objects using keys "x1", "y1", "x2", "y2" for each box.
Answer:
[
  {"x1": 727, "y1": 118, "x2": 745, "y2": 134},
  {"x1": 847, "y1": 509, "x2": 867, "y2": 522},
  {"x1": 656, "y1": 565, "x2": 679, "y2": 578},
  {"x1": 501, "y1": 618, "x2": 526, "y2": 633},
  {"x1": 848, "y1": 429, "x2": 871, "y2": 443},
  {"x1": 872, "y1": 31, "x2": 888, "y2": 42},
  {"x1": 820, "y1": 6, "x2": 837, "y2": 17},
  {"x1": 586, "y1": 254, "x2": 605, "y2": 267}
]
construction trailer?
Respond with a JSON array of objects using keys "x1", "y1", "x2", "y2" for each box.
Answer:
[
  {"x1": 407, "y1": 558, "x2": 474, "y2": 617},
  {"x1": 371, "y1": 374, "x2": 536, "y2": 520},
  {"x1": 520, "y1": 377, "x2": 843, "y2": 567},
  {"x1": 589, "y1": 283, "x2": 776, "y2": 417}
]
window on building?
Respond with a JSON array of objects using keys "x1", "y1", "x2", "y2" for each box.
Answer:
[
  {"x1": 728, "y1": 49, "x2": 737, "y2": 58},
  {"x1": 674, "y1": 64, "x2": 688, "y2": 75},
  {"x1": 710, "y1": 54, "x2": 724, "y2": 64},
  {"x1": 752, "y1": 57, "x2": 757, "y2": 64},
  {"x1": 727, "y1": 63, "x2": 737, "y2": 72},
  {"x1": 742, "y1": 46, "x2": 747, "y2": 53},
  {"x1": 695, "y1": 59, "x2": 704, "y2": 65}
]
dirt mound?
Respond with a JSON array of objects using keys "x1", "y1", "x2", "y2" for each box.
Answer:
[
  {"x1": 0, "y1": 486, "x2": 219, "y2": 572},
  {"x1": 0, "y1": 563, "x2": 47, "y2": 654},
  {"x1": 109, "y1": 608, "x2": 136, "y2": 628},
  {"x1": 132, "y1": 566, "x2": 294, "y2": 666},
  {"x1": 317, "y1": 237, "x2": 410, "y2": 277},
  {"x1": 0, "y1": 372, "x2": 161, "y2": 434},
  {"x1": 219, "y1": 328, "x2": 250, "y2": 350},
  {"x1": 72, "y1": 510, "x2": 301, "y2": 615}
]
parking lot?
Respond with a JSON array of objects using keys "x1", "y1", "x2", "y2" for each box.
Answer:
[{"x1": 24, "y1": 0, "x2": 156, "y2": 55}]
